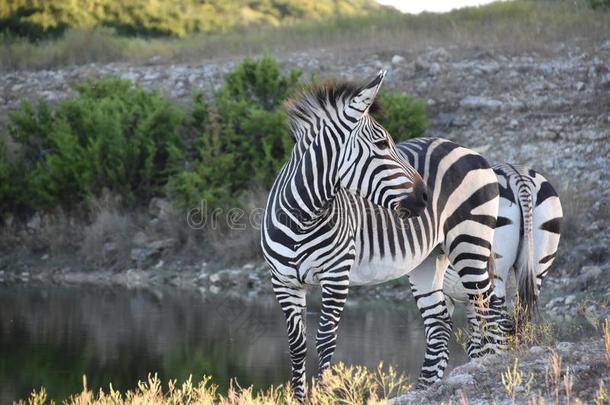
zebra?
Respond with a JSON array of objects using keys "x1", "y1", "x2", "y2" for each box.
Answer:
[
  {"x1": 443, "y1": 163, "x2": 563, "y2": 331},
  {"x1": 261, "y1": 71, "x2": 508, "y2": 400}
]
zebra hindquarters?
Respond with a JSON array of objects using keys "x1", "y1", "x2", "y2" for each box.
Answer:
[
  {"x1": 409, "y1": 251, "x2": 453, "y2": 388},
  {"x1": 442, "y1": 171, "x2": 509, "y2": 358}
]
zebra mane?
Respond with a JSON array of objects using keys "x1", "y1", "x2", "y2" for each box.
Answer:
[{"x1": 284, "y1": 81, "x2": 382, "y2": 141}]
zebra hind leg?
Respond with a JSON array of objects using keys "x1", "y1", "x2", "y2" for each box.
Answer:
[
  {"x1": 316, "y1": 272, "x2": 350, "y2": 379},
  {"x1": 455, "y1": 263, "x2": 510, "y2": 358},
  {"x1": 273, "y1": 276, "x2": 308, "y2": 402},
  {"x1": 409, "y1": 254, "x2": 453, "y2": 388}
]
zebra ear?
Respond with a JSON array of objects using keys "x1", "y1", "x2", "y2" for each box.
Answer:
[{"x1": 346, "y1": 70, "x2": 386, "y2": 121}]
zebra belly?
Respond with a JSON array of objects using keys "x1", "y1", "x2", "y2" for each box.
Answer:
[{"x1": 348, "y1": 256, "x2": 414, "y2": 286}]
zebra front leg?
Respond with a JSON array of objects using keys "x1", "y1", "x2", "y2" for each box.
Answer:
[
  {"x1": 409, "y1": 254, "x2": 453, "y2": 388},
  {"x1": 273, "y1": 277, "x2": 308, "y2": 401},
  {"x1": 316, "y1": 270, "x2": 350, "y2": 379}
]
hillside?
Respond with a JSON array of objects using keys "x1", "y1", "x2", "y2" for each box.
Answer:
[{"x1": 0, "y1": 0, "x2": 383, "y2": 39}]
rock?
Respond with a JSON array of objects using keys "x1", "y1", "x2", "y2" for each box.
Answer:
[
  {"x1": 479, "y1": 62, "x2": 500, "y2": 75},
  {"x1": 530, "y1": 346, "x2": 544, "y2": 354},
  {"x1": 576, "y1": 265, "x2": 602, "y2": 287},
  {"x1": 391, "y1": 55, "x2": 405, "y2": 65},
  {"x1": 537, "y1": 129, "x2": 560, "y2": 141},
  {"x1": 564, "y1": 294, "x2": 576, "y2": 305},
  {"x1": 426, "y1": 47, "x2": 450, "y2": 62},
  {"x1": 429, "y1": 62, "x2": 441, "y2": 75},
  {"x1": 130, "y1": 238, "x2": 176, "y2": 268},
  {"x1": 508, "y1": 119, "x2": 519, "y2": 129},
  {"x1": 546, "y1": 297, "x2": 564, "y2": 309},
  {"x1": 414, "y1": 58, "x2": 430, "y2": 72},
  {"x1": 447, "y1": 373, "x2": 474, "y2": 386},
  {"x1": 208, "y1": 268, "x2": 249, "y2": 288},
  {"x1": 132, "y1": 231, "x2": 148, "y2": 246},
  {"x1": 556, "y1": 341, "x2": 574, "y2": 355},
  {"x1": 460, "y1": 96, "x2": 503, "y2": 110},
  {"x1": 148, "y1": 197, "x2": 172, "y2": 220},
  {"x1": 26, "y1": 213, "x2": 42, "y2": 231}
]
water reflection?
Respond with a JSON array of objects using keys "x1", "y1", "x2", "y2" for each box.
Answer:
[{"x1": 0, "y1": 285, "x2": 468, "y2": 403}]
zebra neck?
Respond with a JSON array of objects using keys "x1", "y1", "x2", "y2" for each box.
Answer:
[{"x1": 279, "y1": 143, "x2": 338, "y2": 228}]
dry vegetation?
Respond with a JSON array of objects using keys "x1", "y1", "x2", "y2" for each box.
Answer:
[
  {"x1": 2, "y1": 1, "x2": 609, "y2": 71},
  {"x1": 14, "y1": 363, "x2": 410, "y2": 405}
]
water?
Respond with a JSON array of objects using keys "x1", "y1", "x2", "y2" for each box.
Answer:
[{"x1": 0, "y1": 285, "x2": 468, "y2": 403}]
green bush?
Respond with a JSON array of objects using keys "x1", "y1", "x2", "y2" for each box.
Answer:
[
  {"x1": 8, "y1": 78, "x2": 183, "y2": 210},
  {"x1": 168, "y1": 56, "x2": 428, "y2": 210},
  {"x1": 0, "y1": 140, "x2": 19, "y2": 217},
  {"x1": 1, "y1": 56, "x2": 427, "y2": 219},
  {"x1": 587, "y1": 0, "x2": 610, "y2": 9},
  {"x1": 375, "y1": 90, "x2": 427, "y2": 142},
  {"x1": 168, "y1": 56, "x2": 300, "y2": 209}
]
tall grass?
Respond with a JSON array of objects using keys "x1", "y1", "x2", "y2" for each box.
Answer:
[
  {"x1": 14, "y1": 363, "x2": 411, "y2": 405},
  {"x1": 2, "y1": 1, "x2": 609, "y2": 71}
]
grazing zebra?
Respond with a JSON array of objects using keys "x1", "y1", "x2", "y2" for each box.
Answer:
[
  {"x1": 261, "y1": 72, "x2": 508, "y2": 400},
  {"x1": 443, "y1": 164, "x2": 563, "y2": 329}
]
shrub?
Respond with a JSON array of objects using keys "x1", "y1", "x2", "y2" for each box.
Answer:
[
  {"x1": 169, "y1": 56, "x2": 428, "y2": 210},
  {"x1": 376, "y1": 90, "x2": 427, "y2": 142},
  {"x1": 8, "y1": 78, "x2": 183, "y2": 210},
  {"x1": 168, "y1": 56, "x2": 300, "y2": 209},
  {"x1": 0, "y1": 139, "x2": 19, "y2": 217},
  {"x1": 587, "y1": 0, "x2": 610, "y2": 9}
]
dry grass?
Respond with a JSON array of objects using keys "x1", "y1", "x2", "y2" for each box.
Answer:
[
  {"x1": 2, "y1": 1, "x2": 609, "y2": 71},
  {"x1": 80, "y1": 194, "x2": 136, "y2": 269},
  {"x1": 604, "y1": 319, "x2": 610, "y2": 367},
  {"x1": 13, "y1": 363, "x2": 411, "y2": 405},
  {"x1": 203, "y1": 190, "x2": 267, "y2": 266}
]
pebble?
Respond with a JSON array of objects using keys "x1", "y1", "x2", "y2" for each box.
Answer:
[
  {"x1": 556, "y1": 342, "x2": 574, "y2": 355},
  {"x1": 429, "y1": 62, "x2": 441, "y2": 75},
  {"x1": 391, "y1": 55, "x2": 405, "y2": 65}
]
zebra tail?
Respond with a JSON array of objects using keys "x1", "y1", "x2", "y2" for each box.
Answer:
[{"x1": 515, "y1": 188, "x2": 537, "y2": 325}]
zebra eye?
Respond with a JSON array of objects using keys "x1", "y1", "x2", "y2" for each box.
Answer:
[{"x1": 374, "y1": 139, "x2": 389, "y2": 149}]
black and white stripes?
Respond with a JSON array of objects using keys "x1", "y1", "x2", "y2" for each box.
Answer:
[
  {"x1": 444, "y1": 164, "x2": 563, "y2": 328},
  {"x1": 262, "y1": 72, "x2": 508, "y2": 400}
]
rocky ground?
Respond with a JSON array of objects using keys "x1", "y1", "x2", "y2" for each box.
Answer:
[
  {"x1": 1, "y1": 39, "x2": 609, "y2": 403},
  {"x1": 393, "y1": 337, "x2": 609, "y2": 404}
]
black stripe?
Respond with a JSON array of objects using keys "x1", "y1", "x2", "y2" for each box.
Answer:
[
  {"x1": 496, "y1": 216, "x2": 513, "y2": 228},
  {"x1": 539, "y1": 252, "x2": 557, "y2": 264},
  {"x1": 540, "y1": 217, "x2": 562, "y2": 234},
  {"x1": 536, "y1": 181, "x2": 558, "y2": 207}
]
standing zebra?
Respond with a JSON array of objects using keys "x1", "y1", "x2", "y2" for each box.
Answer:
[
  {"x1": 443, "y1": 163, "x2": 563, "y2": 328},
  {"x1": 262, "y1": 72, "x2": 508, "y2": 400}
]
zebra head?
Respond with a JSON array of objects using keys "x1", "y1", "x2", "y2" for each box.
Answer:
[{"x1": 337, "y1": 71, "x2": 427, "y2": 219}]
